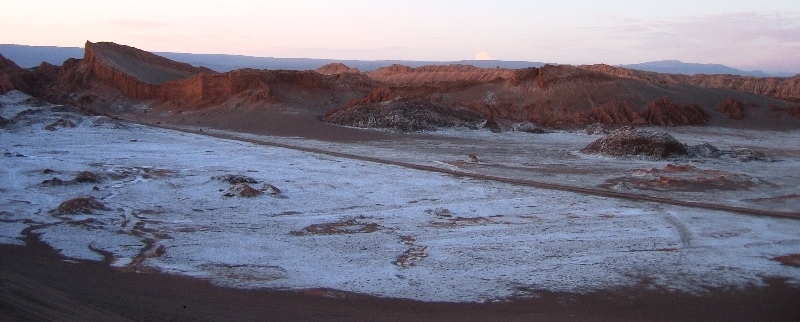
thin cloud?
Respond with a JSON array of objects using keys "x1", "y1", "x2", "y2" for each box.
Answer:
[{"x1": 610, "y1": 11, "x2": 800, "y2": 44}]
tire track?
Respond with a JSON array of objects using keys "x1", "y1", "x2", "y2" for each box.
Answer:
[{"x1": 658, "y1": 208, "x2": 693, "y2": 248}]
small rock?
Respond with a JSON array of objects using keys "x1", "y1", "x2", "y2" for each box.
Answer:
[
  {"x1": 688, "y1": 142, "x2": 721, "y2": 158},
  {"x1": 44, "y1": 118, "x2": 76, "y2": 131},
  {"x1": 426, "y1": 208, "x2": 454, "y2": 218},
  {"x1": 212, "y1": 174, "x2": 259, "y2": 184},
  {"x1": 50, "y1": 196, "x2": 109, "y2": 215},
  {"x1": 4, "y1": 150, "x2": 25, "y2": 157},
  {"x1": 74, "y1": 171, "x2": 99, "y2": 183},
  {"x1": 223, "y1": 183, "x2": 263, "y2": 198},
  {"x1": 41, "y1": 177, "x2": 66, "y2": 186},
  {"x1": 514, "y1": 122, "x2": 546, "y2": 134},
  {"x1": 261, "y1": 184, "x2": 282, "y2": 195},
  {"x1": 730, "y1": 148, "x2": 768, "y2": 162}
]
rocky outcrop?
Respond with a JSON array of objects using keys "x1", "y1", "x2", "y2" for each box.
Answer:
[
  {"x1": 587, "y1": 101, "x2": 647, "y2": 125},
  {"x1": 343, "y1": 87, "x2": 398, "y2": 107},
  {"x1": 581, "y1": 126, "x2": 688, "y2": 159},
  {"x1": 323, "y1": 98, "x2": 486, "y2": 132},
  {"x1": 522, "y1": 101, "x2": 647, "y2": 130},
  {"x1": 640, "y1": 97, "x2": 710, "y2": 126},
  {"x1": 82, "y1": 41, "x2": 211, "y2": 100},
  {"x1": 316, "y1": 63, "x2": 360, "y2": 75},
  {"x1": 87, "y1": 41, "x2": 211, "y2": 84},
  {"x1": 582, "y1": 64, "x2": 800, "y2": 102},
  {"x1": 715, "y1": 97, "x2": 745, "y2": 120},
  {"x1": 0, "y1": 54, "x2": 60, "y2": 97},
  {"x1": 0, "y1": 54, "x2": 33, "y2": 94}
]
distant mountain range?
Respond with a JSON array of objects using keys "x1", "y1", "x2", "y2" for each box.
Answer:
[
  {"x1": 0, "y1": 44, "x2": 792, "y2": 77},
  {"x1": 0, "y1": 44, "x2": 543, "y2": 72},
  {"x1": 617, "y1": 60, "x2": 791, "y2": 77}
]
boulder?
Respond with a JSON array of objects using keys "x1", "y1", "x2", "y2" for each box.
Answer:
[
  {"x1": 50, "y1": 196, "x2": 109, "y2": 215},
  {"x1": 581, "y1": 126, "x2": 688, "y2": 159}
]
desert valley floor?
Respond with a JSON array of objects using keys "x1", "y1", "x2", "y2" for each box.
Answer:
[
  {"x1": 2, "y1": 89, "x2": 800, "y2": 311},
  {"x1": 0, "y1": 88, "x2": 800, "y2": 320}
]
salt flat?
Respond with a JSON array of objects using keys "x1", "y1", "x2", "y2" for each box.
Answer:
[{"x1": 1, "y1": 91, "x2": 799, "y2": 302}]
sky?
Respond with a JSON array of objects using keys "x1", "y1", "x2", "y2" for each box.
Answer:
[{"x1": 1, "y1": 0, "x2": 799, "y2": 73}]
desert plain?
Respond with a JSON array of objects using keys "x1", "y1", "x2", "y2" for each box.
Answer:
[{"x1": 1, "y1": 42, "x2": 800, "y2": 321}]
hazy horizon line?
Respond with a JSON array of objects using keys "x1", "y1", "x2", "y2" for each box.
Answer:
[{"x1": 1, "y1": 42, "x2": 795, "y2": 76}]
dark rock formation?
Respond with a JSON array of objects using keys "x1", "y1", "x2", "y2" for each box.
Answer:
[
  {"x1": 40, "y1": 177, "x2": 67, "y2": 186},
  {"x1": 324, "y1": 98, "x2": 486, "y2": 132},
  {"x1": 581, "y1": 126, "x2": 688, "y2": 159},
  {"x1": 74, "y1": 171, "x2": 99, "y2": 183}
]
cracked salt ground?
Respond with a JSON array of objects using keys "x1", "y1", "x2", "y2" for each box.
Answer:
[{"x1": 1, "y1": 92, "x2": 800, "y2": 302}]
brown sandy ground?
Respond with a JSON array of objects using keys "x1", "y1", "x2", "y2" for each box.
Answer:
[{"x1": 1, "y1": 241, "x2": 799, "y2": 322}]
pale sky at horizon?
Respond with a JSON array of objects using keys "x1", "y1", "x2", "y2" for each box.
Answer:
[{"x1": 2, "y1": 0, "x2": 799, "y2": 73}]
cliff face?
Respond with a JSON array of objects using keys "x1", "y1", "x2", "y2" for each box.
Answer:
[
  {"x1": 582, "y1": 64, "x2": 800, "y2": 103},
  {"x1": 82, "y1": 41, "x2": 209, "y2": 100},
  {"x1": 65, "y1": 42, "x2": 358, "y2": 105}
]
